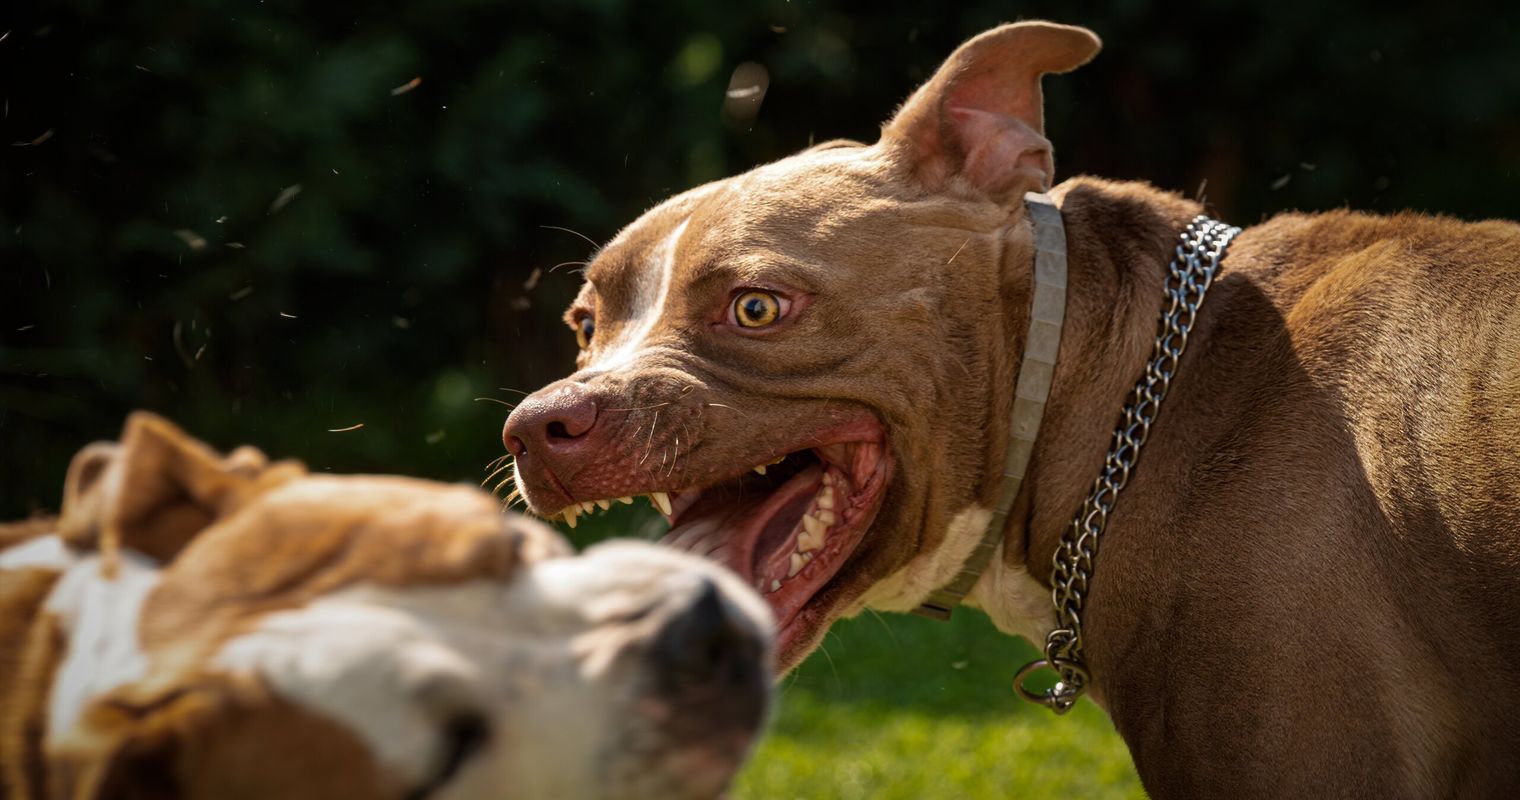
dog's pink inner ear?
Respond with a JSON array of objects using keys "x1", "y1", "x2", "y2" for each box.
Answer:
[{"x1": 884, "y1": 21, "x2": 1101, "y2": 201}]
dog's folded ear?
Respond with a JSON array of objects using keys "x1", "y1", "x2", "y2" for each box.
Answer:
[
  {"x1": 57, "y1": 412, "x2": 306, "y2": 569},
  {"x1": 47, "y1": 678, "x2": 389, "y2": 800},
  {"x1": 883, "y1": 21, "x2": 1101, "y2": 202}
]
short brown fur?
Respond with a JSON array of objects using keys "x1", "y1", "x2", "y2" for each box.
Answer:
[{"x1": 506, "y1": 20, "x2": 1520, "y2": 797}]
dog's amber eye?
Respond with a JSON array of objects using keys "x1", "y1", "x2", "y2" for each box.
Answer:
[
  {"x1": 575, "y1": 315, "x2": 595, "y2": 349},
  {"x1": 733, "y1": 291, "x2": 781, "y2": 328}
]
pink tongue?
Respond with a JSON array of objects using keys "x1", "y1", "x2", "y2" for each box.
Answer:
[{"x1": 660, "y1": 464, "x2": 823, "y2": 582}]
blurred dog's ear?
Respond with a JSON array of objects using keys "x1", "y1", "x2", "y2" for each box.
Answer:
[
  {"x1": 57, "y1": 412, "x2": 305, "y2": 568},
  {"x1": 49, "y1": 680, "x2": 389, "y2": 800},
  {"x1": 883, "y1": 21, "x2": 1100, "y2": 201},
  {"x1": 46, "y1": 684, "x2": 194, "y2": 800}
]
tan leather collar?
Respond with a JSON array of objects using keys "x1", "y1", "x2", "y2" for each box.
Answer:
[{"x1": 914, "y1": 191, "x2": 1068, "y2": 620}]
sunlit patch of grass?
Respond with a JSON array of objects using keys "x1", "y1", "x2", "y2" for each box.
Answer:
[{"x1": 734, "y1": 610, "x2": 1145, "y2": 799}]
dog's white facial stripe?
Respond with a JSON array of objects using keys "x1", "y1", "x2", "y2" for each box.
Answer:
[
  {"x1": 588, "y1": 217, "x2": 690, "y2": 373},
  {"x1": 44, "y1": 551, "x2": 161, "y2": 737}
]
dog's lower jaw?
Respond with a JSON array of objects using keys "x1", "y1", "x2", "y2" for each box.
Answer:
[
  {"x1": 850, "y1": 506, "x2": 997, "y2": 616},
  {"x1": 847, "y1": 505, "x2": 1059, "y2": 659}
]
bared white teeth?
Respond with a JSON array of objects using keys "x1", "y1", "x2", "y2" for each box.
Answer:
[
  {"x1": 753, "y1": 456, "x2": 785, "y2": 476},
  {"x1": 617, "y1": 496, "x2": 633, "y2": 505},
  {"x1": 650, "y1": 491, "x2": 672, "y2": 516},
  {"x1": 817, "y1": 485, "x2": 835, "y2": 510},
  {"x1": 770, "y1": 579, "x2": 781, "y2": 592},
  {"x1": 801, "y1": 514, "x2": 827, "y2": 546},
  {"x1": 815, "y1": 509, "x2": 836, "y2": 525},
  {"x1": 562, "y1": 509, "x2": 579, "y2": 528},
  {"x1": 787, "y1": 552, "x2": 805, "y2": 577},
  {"x1": 595, "y1": 499, "x2": 610, "y2": 511},
  {"x1": 798, "y1": 529, "x2": 823, "y2": 553}
]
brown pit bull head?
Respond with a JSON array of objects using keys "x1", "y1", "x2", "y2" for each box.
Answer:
[
  {"x1": 2, "y1": 413, "x2": 773, "y2": 800},
  {"x1": 504, "y1": 22, "x2": 1101, "y2": 668}
]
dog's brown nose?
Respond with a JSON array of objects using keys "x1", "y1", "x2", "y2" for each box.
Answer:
[{"x1": 502, "y1": 383, "x2": 599, "y2": 463}]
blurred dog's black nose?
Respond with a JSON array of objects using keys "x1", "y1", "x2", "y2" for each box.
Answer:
[{"x1": 655, "y1": 579, "x2": 765, "y2": 689}]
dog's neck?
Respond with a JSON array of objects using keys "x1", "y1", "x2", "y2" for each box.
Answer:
[{"x1": 968, "y1": 178, "x2": 1204, "y2": 677}]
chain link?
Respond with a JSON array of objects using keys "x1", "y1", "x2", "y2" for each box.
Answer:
[{"x1": 1015, "y1": 215, "x2": 1241, "y2": 714}]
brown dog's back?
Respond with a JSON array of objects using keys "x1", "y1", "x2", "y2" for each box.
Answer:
[{"x1": 1081, "y1": 186, "x2": 1520, "y2": 796}]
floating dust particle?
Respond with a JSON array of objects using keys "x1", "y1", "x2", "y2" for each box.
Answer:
[
  {"x1": 278, "y1": 311, "x2": 297, "y2": 319},
  {"x1": 1299, "y1": 163, "x2": 1317, "y2": 171},
  {"x1": 425, "y1": 430, "x2": 446, "y2": 444},
  {"x1": 229, "y1": 286, "x2": 254, "y2": 301},
  {"x1": 135, "y1": 64, "x2": 150, "y2": 72},
  {"x1": 0, "y1": 31, "x2": 9, "y2": 44},
  {"x1": 523, "y1": 267, "x2": 542, "y2": 291},
  {"x1": 16, "y1": 324, "x2": 34, "y2": 331},
  {"x1": 267, "y1": 184, "x2": 302, "y2": 214},
  {"x1": 226, "y1": 242, "x2": 245, "y2": 249},
  {"x1": 215, "y1": 215, "x2": 228, "y2": 223},
  {"x1": 12, "y1": 128, "x2": 53, "y2": 147},
  {"x1": 174, "y1": 229, "x2": 207, "y2": 251},
  {"x1": 390, "y1": 77, "x2": 422, "y2": 96},
  {"x1": 392, "y1": 316, "x2": 411, "y2": 329},
  {"x1": 1269, "y1": 174, "x2": 1291, "y2": 190},
  {"x1": 327, "y1": 423, "x2": 365, "y2": 433},
  {"x1": 508, "y1": 297, "x2": 531, "y2": 311}
]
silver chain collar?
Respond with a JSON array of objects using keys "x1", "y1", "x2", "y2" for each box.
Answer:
[{"x1": 1014, "y1": 215, "x2": 1241, "y2": 714}]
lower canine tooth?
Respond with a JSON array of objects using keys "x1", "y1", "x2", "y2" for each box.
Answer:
[
  {"x1": 562, "y1": 510, "x2": 578, "y2": 529},
  {"x1": 650, "y1": 492, "x2": 672, "y2": 515},
  {"x1": 753, "y1": 465, "x2": 767, "y2": 476},
  {"x1": 798, "y1": 529, "x2": 822, "y2": 553},
  {"x1": 787, "y1": 552, "x2": 805, "y2": 577}
]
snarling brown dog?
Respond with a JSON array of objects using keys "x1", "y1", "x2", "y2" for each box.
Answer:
[
  {"x1": 503, "y1": 20, "x2": 1520, "y2": 797},
  {"x1": 1, "y1": 412, "x2": 772, "y2": 799}
]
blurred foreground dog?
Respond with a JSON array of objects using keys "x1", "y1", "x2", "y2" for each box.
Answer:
[
  {"x1": 503, "y1": 20, "x2": 1520, "y2": 797},
  {"x1": 0, "y1": 413, "x2": 772, "y2": 799}
]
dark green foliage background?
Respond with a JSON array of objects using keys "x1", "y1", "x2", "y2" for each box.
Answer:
[{"x1": 3, "y1": 0, "x2": 1518, "y2": 517}]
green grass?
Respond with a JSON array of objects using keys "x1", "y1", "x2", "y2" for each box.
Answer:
[
  {"x1": 733, "y1": 611, "x2": 1145, "y2": 799},
  {"x1": 564, "y1": 508, "x2": 1145, "y2": 798}
]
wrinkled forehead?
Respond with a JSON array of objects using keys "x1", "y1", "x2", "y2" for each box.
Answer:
[{"x1": 582, "y1": 143, "x2": 896, "y2": 297}]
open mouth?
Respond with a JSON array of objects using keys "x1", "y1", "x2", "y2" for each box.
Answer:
[{"x1": 553, "y1": 416, "x2": 892, "y2": 651}]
